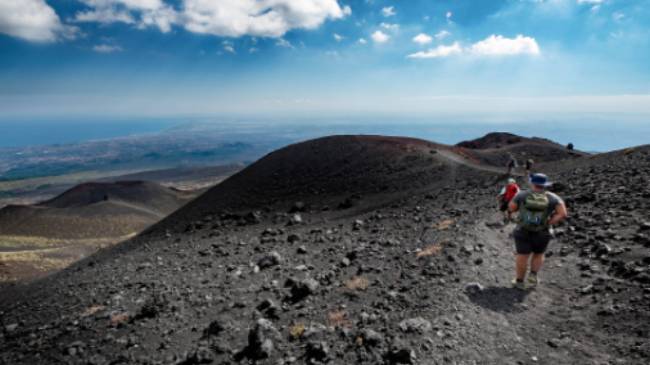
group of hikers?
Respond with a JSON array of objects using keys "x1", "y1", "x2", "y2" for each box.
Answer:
[{"x1": 496, "y1": 157, "x2": 568, "y2": 290}]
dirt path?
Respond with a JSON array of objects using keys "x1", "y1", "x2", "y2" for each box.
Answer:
[
  {"x1": 455, "y1": 213, "x2": 624, "y2": 364},
  {"x1": 436, "y1": 148, "x2": 508, "y2": 175}
]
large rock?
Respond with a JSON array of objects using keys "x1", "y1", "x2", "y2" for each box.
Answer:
[
  {"x1": 246, "y1": 319, "x2": 280, "y2": 359},
  {"x1": 398, "y1": 317, "x2": 432, "y2": 333},
  {"x1": 257, "y1": 251, "x2": 282, "y2": 269},
  {"x1": 285, "y1": 277, "x2": 320, "y2": 302}
]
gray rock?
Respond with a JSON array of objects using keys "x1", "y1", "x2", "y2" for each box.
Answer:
[
  {"x1": 287, "y1": 277, "x2": 320, "y2": 302},
  {"x1": 289, "y1": 214, "x2": 303, "y2": 225},
  {"x1": 305, "y1": 341, "x2": 330, "y2": 362},
  {"x1": 247, "y1": 318, "x2": 280, "y2": 359},
  {"x1": 360, "y1": 329, "x2": 384, "y2": 347},
  {"x1": 183, "y1": 346, "x2": 214, "y2": 364},
  {"x1": 287, "y1": 234, "x2": 301, "y2": 243},
  {"x1": 4, "y1": 323, "x2": 18, "y2": 332},
  {"x1": 464, "y1": 282, "x2": 484, "y2": 294},
  {"x1": 258, "y1": 251, "x2": 282, "y2": 269},
  {"x1": 399, "y1": 317, "x2": 432, "y2": 333},
  {"x1": 384, "y1": 346, "x2": 415, "y2": 364}
]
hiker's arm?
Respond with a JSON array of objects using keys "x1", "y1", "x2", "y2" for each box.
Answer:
[{"x1": 548, "y1": 203, "x2": 568, "y2": 226}]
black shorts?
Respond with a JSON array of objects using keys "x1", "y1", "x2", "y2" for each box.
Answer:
[
  {"x1": 499, "y1": 201, "x2": 509, "y2": 212},
  {"x1": 514, "y1": 229, "x2": 551, "y2": 254}
]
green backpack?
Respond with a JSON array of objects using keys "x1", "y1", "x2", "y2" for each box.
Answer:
[{"x1": 518, "y1": 192, "x2": 551, "y2": 232}]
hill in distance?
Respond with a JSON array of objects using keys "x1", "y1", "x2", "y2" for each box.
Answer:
[
  {"x1": 1, "y1": 133, "x2": 649, "y2": 365},
  {"x1": 455, "y1": 132, "x2": 586, "y2": 168},
  {"x1": 0, "y1": 181, "x2": 196, "y2": 282}
]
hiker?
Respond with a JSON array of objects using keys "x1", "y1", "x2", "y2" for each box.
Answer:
[
  {"x1": 497, "y1": 178, "x2": 520, "y2": 223},
  {"x1": 506, "y1": 156, "x2": 517, "y2": 176},
  {"x1": 525, "y1": 159, "x2": 534, "y2": 176},
  {"x1": 508, "y1": 173, "x2": 568, "y2": 289}
]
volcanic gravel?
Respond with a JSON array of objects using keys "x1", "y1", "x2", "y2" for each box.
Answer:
[{"x1": 1, "y1": 136, "x2": 649, "y2": 365}]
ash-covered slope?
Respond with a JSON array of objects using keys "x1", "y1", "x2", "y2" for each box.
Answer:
[
  {"x1": 456, "y1": 132, "x2": 585, "y2": 167},
  {"x1": 154, "y1": 135, "x2": 474, "y2": 233},
  {"x1": 1, "y1": 136, "x2": 649, "y2": 365},
  {"x1": 0, "y1": 181, "x2": 194, "y2": 239}
]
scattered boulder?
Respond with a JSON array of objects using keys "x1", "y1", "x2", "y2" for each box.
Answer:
[
  {"x1": 359, "y1": 329, "x2": 384, "y2": 347},
  {"x1": 257, "y1": 251, "x2": 282, "y2": 269},
  {"x1": 180, "y1": 346, "x2": 214, "y2": 364},
  {"x1": 246, "y1": 319, "x2": 280, "y2": 360},
  {"x1": 289, "y1": 214, "x2": 303, "y2": 225},
  {"x1": 464, "y1": 282, "x2": 484, "y2": 294},
  {"x1": 286, "y1": 277, "x2": 320, "y2": 302},
  {"x1": 398, "y1": 317, "x2": 432, "y2": 334},
  {"x1": 384, "y1": 345, "x2": 415, "y2": 364},
  {"x1": 305, "y1": 341, "x2": 330, "y2": 363},
  {"x1": 257, "y1": 299, "x2": 280, "y2": 320},
  {"x1": 287, "y1": 233, "x2": 301, "y2": 243},
  {"x1": 203, "y1": 320, "x2": 225, "y2": 338}
]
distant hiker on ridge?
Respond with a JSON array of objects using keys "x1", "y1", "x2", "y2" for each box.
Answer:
[
  {"x1": 497, "y1": 177, "x2": 520, "y2": 223},
  {"x1": 508, "y1": 173, "x2": 568, "y2": 289},
  {"x1": 506, "y1": 155, "x2": 517, "y2": 176},
  {"x1": 525, "y1": 159, "x2": 534, "y2": 177}
]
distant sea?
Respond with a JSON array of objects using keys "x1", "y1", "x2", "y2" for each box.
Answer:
[
  {"x1": 0, "y1": 117, "x2": 648, "y2": 152},
  {"x1": 0, "y1": 119, "x2": 177, "y2": 148}
]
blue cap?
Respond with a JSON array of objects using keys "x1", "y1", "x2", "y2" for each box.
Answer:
[{"x1": 529, "y1": 173, "x2": 552, "y2": 187}]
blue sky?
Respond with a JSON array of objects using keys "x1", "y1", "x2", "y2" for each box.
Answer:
[{"x1": 0, "y1": 0, "x2": 649, "y2": 119}]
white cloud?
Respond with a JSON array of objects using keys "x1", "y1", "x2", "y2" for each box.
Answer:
[
  {"x1": 275, "y1": 38, "x2": 293, "y2": 48},
  {"x1": 412, "y1": 33, "x2": 432, "y2": 45},
  {"x1": 74, "y1": 0, "x2": 176, "y2": 32},
  {"x1": 407, "y1": 42, "x2": 462, "y2": 59},
  {"x1": 380, "y1": 22, "x2": 399, "y2": 31},
  {"x1": 381, "y1": 6, "x2": 396, "y2": 17},
  {"x1": 469, "y1": 34, "x2": 540, "y2": 56},
  {"x1": 93, "y1": 44, "x2": 123, "y2": 53},
  {"x1": 408, "y1": 35, "x2": 540, "y2": 59},
  {"x1": 333, "y1": 33, "x2": 343, "y2": 41},
  {"x1": 358, "y1": 37, "x2": 367, "y2": 44},
  {"x1": 612, "y1": 11, "x2": 624, "y2": 21},
  {"x1": 434, "y1": 30, "x2": 451, "y2": 40},
  {"x1": 577, "y1": 0, "x2": 603, "y2": 4},
  {"x1": 182, "y1": 0, "x2": 350, "y2": 38},
  {"x1": 446, "y1": 11, "x2": 453, "y2": 20},
  {"x1": 74, "y1": 0, "x2": 350, "y2": 38},
  {"x1": 0, "y1": 0, "x2": 78, "y2": 42},
  {"x1": 371, "y1": 30, "x2": 389, "y2": 43},
  {"x1": 222, "y1": 40, "x2": 235, "y2": 53},
  {"x1": 75, "y1": 8, "x2": 135, "y2": 24}
]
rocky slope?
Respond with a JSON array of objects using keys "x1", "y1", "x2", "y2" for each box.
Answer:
[
  {"x1": 456, "y1": 132, "x2": 586, "y2": 168},
  {"x1": 0, "y1": 135, "x2": 648, "y2": 365},
  {"x1": 0, "y1": 181, "x2": 194, "y2": 239}
]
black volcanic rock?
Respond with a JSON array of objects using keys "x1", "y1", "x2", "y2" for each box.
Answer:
[
  {"x1": 1, "y1": 136, "x2": 649, "y2": 365},
  {"x1": 456, "y1": 132, "x2": 526, "y2": 149}
]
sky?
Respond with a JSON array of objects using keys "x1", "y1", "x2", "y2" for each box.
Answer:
[{"x1": 0, "y1": 0, "x2": 649, "y2": 120}]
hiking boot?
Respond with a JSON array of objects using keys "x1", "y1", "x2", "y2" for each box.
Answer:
[
  {"x1": 527, "y1": 273, "x2": 538, "y2": 288},
  {"x1": 511, "y1": 278, "x2": 525, "y2": 290}
]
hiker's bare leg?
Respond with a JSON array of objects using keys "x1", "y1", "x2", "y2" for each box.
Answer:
[
  {"x1": 531, "y1": 253, "x2": 545, "y2": 273},
  {"x1": 516, "y1": 254, "x2": 529, "y2": 281}
]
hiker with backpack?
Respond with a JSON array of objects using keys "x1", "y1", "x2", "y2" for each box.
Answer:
[
  {"x1": 497, "y1": 177, "x2": 520, "y2": 223},
  {"x1": 508, "y1": 173, "x2": 568, "y2": 289}
]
